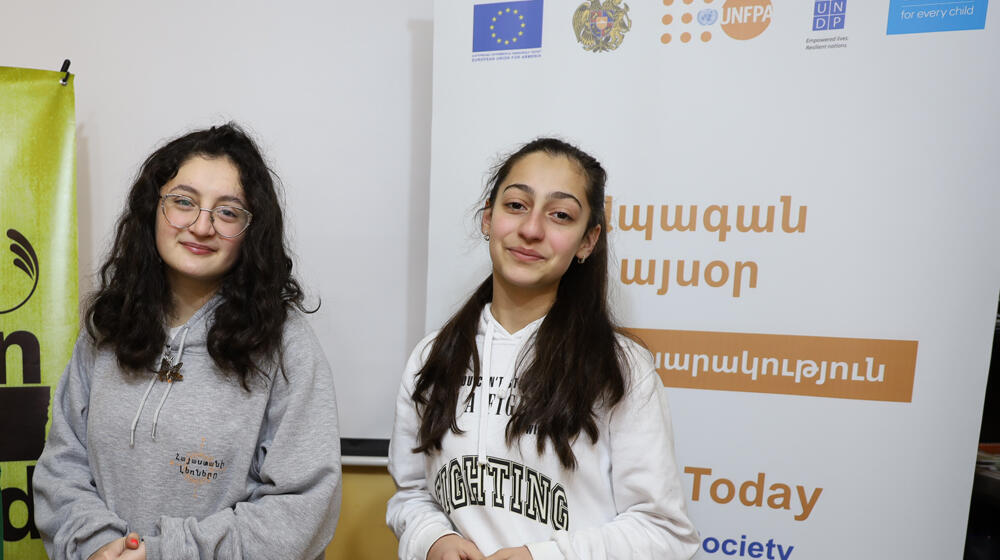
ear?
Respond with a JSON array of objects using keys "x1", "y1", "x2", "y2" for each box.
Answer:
[
  {"x1": 481, "y1": 206, "x2": 493, "y2": 237},
  {"x1": 576, "y1": 224, "x2": 601, "y2": 260}
]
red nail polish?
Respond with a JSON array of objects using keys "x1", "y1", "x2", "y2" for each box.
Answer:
[{"x1": 129, "y1": 537, "x2": 139, "y2": 547}]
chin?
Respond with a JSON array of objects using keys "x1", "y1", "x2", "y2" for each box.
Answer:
[{"x1": 503, "y1": 275, "x2": 558, "y2": 293}]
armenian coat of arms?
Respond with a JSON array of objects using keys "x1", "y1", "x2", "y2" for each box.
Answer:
[{"x1": 573, "y1": 0, "x2": 631, "y2": 52}]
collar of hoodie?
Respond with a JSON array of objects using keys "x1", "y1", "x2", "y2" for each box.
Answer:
[
  {"x1": 475, "y1": 305, "x2": 544, "y2": 465},
  {"x1": 128, "y1": 295, "x2": 224, "y2": 447}
]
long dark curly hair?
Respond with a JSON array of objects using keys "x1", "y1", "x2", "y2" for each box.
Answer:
[
  {"x1": 86, "y1": 123, "x2": 308, "y2": 387},
  {"x1": 412, "y1": 137, "x2": 629, "y2": 470}
]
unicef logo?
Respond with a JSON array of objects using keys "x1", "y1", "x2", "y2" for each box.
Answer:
[{"x1": 0, "y1": 229, "x2": 40, "y2": 314}]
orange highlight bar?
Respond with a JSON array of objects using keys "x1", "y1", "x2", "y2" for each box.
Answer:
[{"x1": 628, "y1": 328, "x2": 918, "y2": 402}]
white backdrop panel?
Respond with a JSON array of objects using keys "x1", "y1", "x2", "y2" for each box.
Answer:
[{"x1": 428, "y1": 1, "x2": 1000, "y2": 558}]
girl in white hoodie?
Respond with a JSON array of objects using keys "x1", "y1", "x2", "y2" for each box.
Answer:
[{"x1": 387, "y1": 138, "x2": 699, "y2": 560}]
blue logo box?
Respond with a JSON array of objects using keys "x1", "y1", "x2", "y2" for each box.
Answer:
[
  {"x1": 887, "y1": 0, "x2": 989, "y2": 34},
  {"x1": 814, "y1": 0, "x2": 846, "y2": 31},
  {"x1": 473, "y1": 0, "x2": 544, "y2": 52}
]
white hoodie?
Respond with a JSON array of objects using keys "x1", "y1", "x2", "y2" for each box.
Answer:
[{"x1": 387, "y1": 306, "x2": 699, "y2": 560}]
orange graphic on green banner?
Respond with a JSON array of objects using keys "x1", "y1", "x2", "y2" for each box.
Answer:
[{"x1": 1, "y1": 65, "x2": 78, "y2": 560}]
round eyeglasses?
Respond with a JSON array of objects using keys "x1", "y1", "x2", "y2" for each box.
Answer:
[{"x1": 160, "y1": 194, "x2": 253, "y2": 239}]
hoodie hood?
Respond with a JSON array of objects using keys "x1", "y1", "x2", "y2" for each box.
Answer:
[
  {"x1": 473, "y1": 304, "x2": 543, "y2": 464},
  {"x1": 165, "y1": 294, "x2": 224, "y2": 356},
  {"x1": 128, "y1": 294, "x2": 224, "y2": 447}
]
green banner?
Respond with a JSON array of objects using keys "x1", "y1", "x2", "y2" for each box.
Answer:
[{"x1": 0, "y1": 66, "x2": 78, "y2": 560}]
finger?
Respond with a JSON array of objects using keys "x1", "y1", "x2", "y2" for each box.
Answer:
[
  {"x1": 87, "y1": 543, "x2": 114, "y2": 560},
  {"x1": 120, "y1": 545, "x2": 147, "y2": 560},
  {"x1": 463, "y1": 542, "x2": 487, "y2": 560},
  {"x1": 125, "y1": 532, "x2": 141, "y2": 549}
]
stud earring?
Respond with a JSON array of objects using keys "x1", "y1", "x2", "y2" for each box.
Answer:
[{"x1": 484, "y1": 234, "x2": 490, "y2": 241}]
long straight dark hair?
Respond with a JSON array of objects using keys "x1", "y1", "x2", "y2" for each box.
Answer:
[
  {"x1": 412, "y1": 138, "x2": 628, "y2": 470},
  {"x1": 86, "y1": 123, "x2": 307, "y2": 387}
]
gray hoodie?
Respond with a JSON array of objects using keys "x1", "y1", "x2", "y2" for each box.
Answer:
[{"x1": 33, "y1": 296, "x2": 341, "y2": 559}]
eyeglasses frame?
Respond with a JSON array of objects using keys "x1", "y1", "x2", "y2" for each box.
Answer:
[{"x1": 159, "y1": 194, "x2": 253, "y2": 239}]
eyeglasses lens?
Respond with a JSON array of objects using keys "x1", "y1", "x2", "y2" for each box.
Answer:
[{"x1": 163, "y1": 195, "x2": 250, "y2": 238}]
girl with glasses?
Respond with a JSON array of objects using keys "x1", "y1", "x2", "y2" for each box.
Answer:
[
  {"x1": 33, "y1": 124, "x2": 341, "y2": 560},
  {"x1": 387, "y1": 138, "x2": 698, "y2": 560}
]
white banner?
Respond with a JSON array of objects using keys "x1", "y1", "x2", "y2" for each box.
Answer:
[{"x1": 428, "y1": 1, "x2": 1000, "y2": 558}]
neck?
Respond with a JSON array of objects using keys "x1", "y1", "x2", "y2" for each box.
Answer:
[
  {"x1": 489, "y1": 278, "x2": 557, "y2": 334},
  {"x1": 167, "y1": 273, "x2": 220, "y2": 327}
]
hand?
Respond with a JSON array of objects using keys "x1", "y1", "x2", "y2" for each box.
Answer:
[
  {"x1": 485, "y1": 546, "x2": 533, "y2": 560},
  {"x1": 88, "y1": 533, "x2": 147, "y2": 560},
  {"x1": 427, "y1": 533, "x2": 486, "y2": 560}
]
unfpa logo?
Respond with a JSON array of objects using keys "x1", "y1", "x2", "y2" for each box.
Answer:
[
  {"x1": 661, "y1": 0, "x2": 772, "y2": 45},
  {"x1": 720, "y1": 0, "x2": 772, "y2": 40}
]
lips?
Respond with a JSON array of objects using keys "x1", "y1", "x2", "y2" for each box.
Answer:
[
  {"x1": 180, "y1": 241, "x2": 216, "y2": 255},
  {"x1": 507, "y1": 247, "x2": 544, "y2": 262}
]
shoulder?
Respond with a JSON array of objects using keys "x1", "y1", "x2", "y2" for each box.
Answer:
[
  {"x1": 73, "y1": 327, "x2": 99, "y2": 355},
  {"x1": 615, "y1": 333, "x2": 656, "y2": 378},
  {"x1": 68, "y1": 328, "x2": 102, "y2": 374},
  {"x1": 611, "y1": 332, "x2": 665, "y2": 403},
  {"x1": 396, "y1": 329, "x2": 443, "y2": 398},
  {"x1": 278, "y1": 309, "x2": 327, "y2": 353},
  {"x1": 402, "y1": 330, "x2": 441, "y2": 376},
  {"x1": 51, "y1": 330, "x2": 107, "y2": 400},
  {"x1": 411, "y1": 330, "x2": 441, "y2": 361},
  {"x1": 274, "y1": 311, "x2": 331, "y2": 379}
]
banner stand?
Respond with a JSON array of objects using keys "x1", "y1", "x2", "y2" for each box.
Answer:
[{"x1": 0, "y1": 64, "x2": 79, "y2": 560}]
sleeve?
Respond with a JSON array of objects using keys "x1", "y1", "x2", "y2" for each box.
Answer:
[
  {"x1": 526, "y1": 346, "x2": 700, "y2": 560},
  {"x1": 32, "y1": 334, "x2": 131, "y2": 560},
  {"x1": 386, "y1": 334, "x2": 458, "y2": 560},
  {"x1": 141, "y1": 316, "x2": 342, "y2": 560}
]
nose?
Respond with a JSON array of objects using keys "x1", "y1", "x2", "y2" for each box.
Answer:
[
  {"x1": 188, "y1": 208, "x2": 216, "y2": 237},
  {"x1": 518, "y1": 210, "x2": 544, "y2": 241}
]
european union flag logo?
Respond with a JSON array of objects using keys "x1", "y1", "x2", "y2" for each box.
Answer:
[{"x1": 473, "y1": 0, "x2": 544, "y2": 52}]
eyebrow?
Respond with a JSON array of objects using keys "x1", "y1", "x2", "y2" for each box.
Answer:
[
  {"x1": 502, "y1": 183, "x2": 583, "y2": 209},
  {"x1": 169, "y1": 184, "x2": 248, "y2": 208}
]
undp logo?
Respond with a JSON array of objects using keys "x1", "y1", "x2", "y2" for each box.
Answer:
[
  {"x1": 0, "y1": 229, "x2": 39, "y2": 314},
  {"x1": 813, "y1": 0, "x2": 846, "y2": 30}
]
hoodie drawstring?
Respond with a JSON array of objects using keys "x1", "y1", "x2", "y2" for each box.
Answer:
[
  {"x1": 129, "y1": 377, "x2": 157, "y2": 448},
  {"x1": 152, "y1": 327, "x2": 188, "y2": 441},
  {"x1": 129, "y1": 327, "x2": 188, "y2": 447},
  {"x1": 477, "y1": 320, "x2": 495, "y2": 465},
  {"x1": 475, "y1": 310, "x2": 535, "y2": 465}
]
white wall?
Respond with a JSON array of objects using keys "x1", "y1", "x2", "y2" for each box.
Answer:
[{"x1": 0, "y1": 0, "x2": 433, "y2": 441}]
